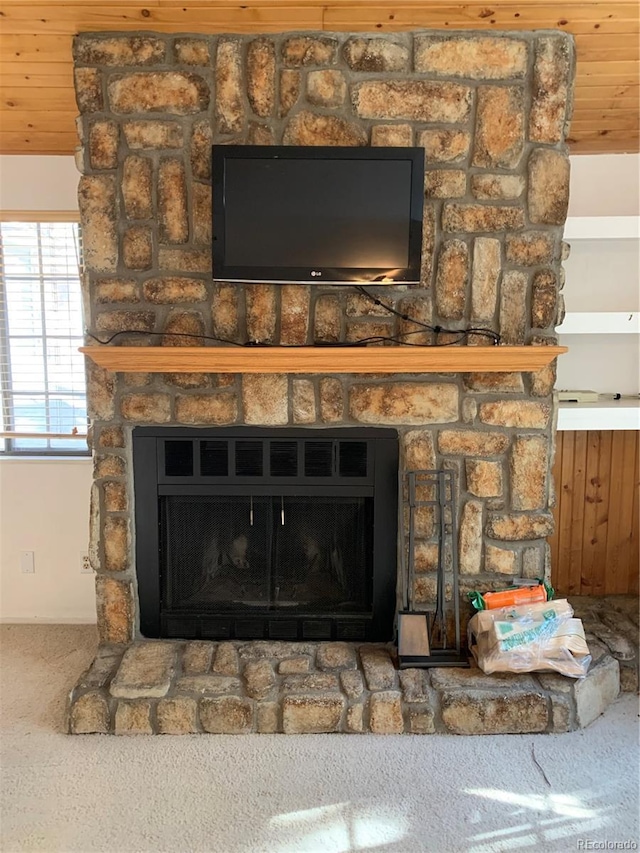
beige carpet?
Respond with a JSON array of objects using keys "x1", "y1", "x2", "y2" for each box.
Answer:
[{"x1": 1, "y1": 625, "x2": 638, "y2": 853}]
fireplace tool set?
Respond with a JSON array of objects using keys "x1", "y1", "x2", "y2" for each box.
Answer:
[{"x1": 398, "y1": 469, "x2": 469, "y2": 668}]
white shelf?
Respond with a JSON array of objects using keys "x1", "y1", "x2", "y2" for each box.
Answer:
[
  {"x1": 557, "y1": 399, "x2": 640, "y2": 431},
  {"x1": 564, "y1": 216, "x2": 640, "y2": 240},
  {"x1": 558, "y1": 312, "x2": 640, "y2": 334}
]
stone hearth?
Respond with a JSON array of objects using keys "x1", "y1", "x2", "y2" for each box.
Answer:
[{"x1": 68, "y1": 596, "x2": 637, "y2": 735}]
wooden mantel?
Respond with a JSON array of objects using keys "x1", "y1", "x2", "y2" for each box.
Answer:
[{"x1": 79, "y1": 345, "x2": 567, "y2": 374}]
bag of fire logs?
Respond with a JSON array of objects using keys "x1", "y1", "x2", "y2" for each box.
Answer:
[{"x1": 467, "y1": 597, "x2": 591, "y2": 678}]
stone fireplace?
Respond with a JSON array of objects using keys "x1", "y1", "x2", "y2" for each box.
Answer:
[{"x1": 66, "y1": 28, "x2": 607, "y2": 736}]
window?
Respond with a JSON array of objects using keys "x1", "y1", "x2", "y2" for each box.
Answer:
[{"x1": 0, "y1": 221, "x2": 88, "y2": 454}]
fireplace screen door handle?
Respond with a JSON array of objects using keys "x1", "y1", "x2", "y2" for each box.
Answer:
[{"x1": 280, "y1": 496, "x2": 285, "y2": 526}]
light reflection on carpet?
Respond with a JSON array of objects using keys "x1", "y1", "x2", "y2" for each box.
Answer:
[{"x1": 269, "y1": 802, "x2": 408, "y2": 852}]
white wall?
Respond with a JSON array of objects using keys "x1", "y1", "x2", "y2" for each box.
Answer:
[
  {"x1": 0, "y1": 152, "x2": 638, "y2": 622},
  {"x1": 0, "y1": 459, "x2": 96, "y2": 622},
  {"x1": 557, "y1": 235, "x2": 640, "y2": 395},
  {"x1": 0, "y1": 155, "x2": 80, "y2": 212},
  {"x1": 1, "y1": 151, "x2": 639, "y2": 218},
  {"x1": 567, "y1": 154, "x2": 640, "y2": 217},
  {"x1": 562, "y1": 238, "x2": 640, "y2": 312},
  {"x1": 562, "y1": 156, "x2": 640, "y2": 397}
]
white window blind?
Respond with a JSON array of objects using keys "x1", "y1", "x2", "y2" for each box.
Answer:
[{"x1": 0, "y1": 221, "x2": 89, "y2": 453}]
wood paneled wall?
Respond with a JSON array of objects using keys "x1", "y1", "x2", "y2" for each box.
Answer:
[
  {"x1": 0, "y1": 0, "x2": 638, "y2": 156},
  {"x1": 550, "y1": 430, "x2": 639, "y2": 596}
]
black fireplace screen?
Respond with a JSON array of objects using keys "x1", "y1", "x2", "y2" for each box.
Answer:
[
  {"x1": 162, "y1": 495, "x2": 372, "y2": 614},
  {"x1": 133, "y1": 427, "x2": 398, "y2": 641}
]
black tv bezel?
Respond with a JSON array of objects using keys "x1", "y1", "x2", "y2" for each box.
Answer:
[{"x1": 212, "y1": 145, "x2": 425, "y2": 285}]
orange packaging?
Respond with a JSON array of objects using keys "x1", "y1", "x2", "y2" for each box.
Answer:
[{"x1": 482, "y1": 585, "x2": 548, "y2": 610}]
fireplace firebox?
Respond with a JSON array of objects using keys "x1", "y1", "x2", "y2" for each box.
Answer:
[{"x1": 133, "y1": 427, "x2": 398, "y2": 642}]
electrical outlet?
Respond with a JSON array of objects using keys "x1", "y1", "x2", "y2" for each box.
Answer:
[
  {"x1": 80, "y1": 552, "x2": 93, "y2": 574},
  {"x1": 21, "y1": 551, "x2": 35, "y2": 573}
]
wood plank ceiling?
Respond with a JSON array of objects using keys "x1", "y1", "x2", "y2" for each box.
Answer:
[{"x1": 0, "y1": 0, "x2": 638, "y2": 156}]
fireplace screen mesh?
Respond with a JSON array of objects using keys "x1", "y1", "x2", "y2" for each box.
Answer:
[{"x1": 161, "y1": 494, "x2": 373, "y2": 614}]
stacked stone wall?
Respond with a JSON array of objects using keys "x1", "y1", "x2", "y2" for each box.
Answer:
[{"x1": 74, "y1": 30, "x2": 575, "y2": 643}]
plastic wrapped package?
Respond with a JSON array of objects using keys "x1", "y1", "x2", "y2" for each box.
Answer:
[{"x1": 468, "y1": 598, "x2": 591, "y2": 678}]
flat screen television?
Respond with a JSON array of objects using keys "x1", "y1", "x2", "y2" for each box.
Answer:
[{"x1": 212, "y1": 145, "x2": 424, "y2": 285}]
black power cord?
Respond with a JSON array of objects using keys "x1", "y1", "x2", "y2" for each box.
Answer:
[
  {"x1": 86, "y1": 284, "x2": 502, "y2": 349},
  {"x1": 86, "y1": 328, "x2": 496, "y2": 348},
  {"x1": 354, "y1": 284, "x2": 501, "y2": 346},
  {"x1": 86, "y1": 330, "x2": 247, "y2": 347}
]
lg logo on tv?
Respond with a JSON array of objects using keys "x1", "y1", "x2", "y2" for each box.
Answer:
[{"x1": 310, "y1": 270, "x2": 322, "y2": 277}]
